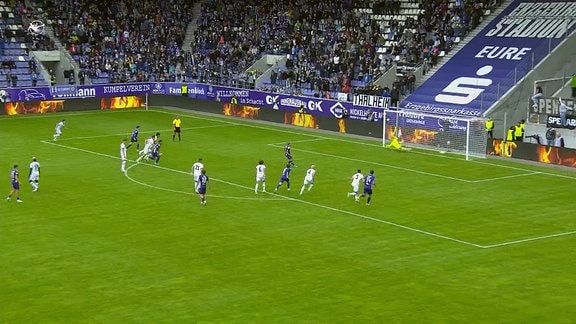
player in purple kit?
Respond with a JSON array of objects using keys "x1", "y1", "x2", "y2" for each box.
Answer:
[
  {"x1": 149, "y1": 140, "x2": 163, "y2": 165},
  {"x1": 197, "y1": 169, "x2": 209, "y2": 205},
  {"x1": 274, "y1": 164, "x2": 292, "y2": 192},
  {"x1": 360, "y1": 170, "x2": 376, "y2": 206},
  {"x1": 6, "y1": 164, "x2": 23, "y2": 202},
  {"x1": 284, "y1": 142, "x2": 295, "y2": 167},
  {"x1": 128, "y1": 125, "x2": 140, "y2": 150}
]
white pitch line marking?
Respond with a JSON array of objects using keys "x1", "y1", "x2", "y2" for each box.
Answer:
[
  {"x1": 468, "y1": 172, "x2": 542, "y2": 183},
  {"x1": 151, "y1": 108, "x2": 576, "y2": 182},
  {"x1": 12, "y1": 107, "x2": 576, "y2": 182},
  {"x1": 268, "y1": 138, "x2": 329, "y2": 146},
  {"x1": 0, "y1": 108, "x2": 138, "y2": 121},
  {"x1": 41, "y1": 140, "x2": 286, "y2": 201},
  {"x1": 22, "y1": 108, "x2": 575, "y2": 248},
  {"x1": 56, "y1": 124, "x2": 233, "y2": 141},
  {"x1": 41, "y1": 135, "x2": 575, "y2": 249},
  {"x1": 481, "y1": 230, "x2": 576, "y2": 249},
  {"x1": 41, "y1": 139, "x2": 483, "y2": 248},
  {"x1": 268, "y1": 144, "x2": 473, "y2": 182},
  {"x1": 123, "y1": 163, "x2": 284, "y2": 201}
]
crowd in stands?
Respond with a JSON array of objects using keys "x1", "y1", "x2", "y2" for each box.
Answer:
[
  {"x1": 191, "y1": 0, "x2": 499, "y2": 97},
  {"x1": 0, "y1": 1, "x2": 51, "y2": 88},
  {"x1": 399, "y1": 0, "x2": 493, "y2": 66},
  {"x1": 13, "y1": 1, "x2": 56, "y2": 51},
  {"x1": 3, "y1": 0, "x2": 500, "y2": 97},
  {"x1": 192, "y1": 0, "x2": 395, "y2": 96},
  {"x1": 41, "y1": 0, "x2": 194, "y2": 83}
]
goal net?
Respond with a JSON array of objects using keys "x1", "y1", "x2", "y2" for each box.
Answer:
[{"x1": 382, "y1": 108, "x2": 488, "y2": 160}]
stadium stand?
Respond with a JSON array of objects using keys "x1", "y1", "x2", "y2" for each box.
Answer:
[
  {"x1": 40, "y1": 0, "x2": 195, "y2": 84},
  {"x1": 189, "y1": 0, "x2": 501, "y2": 98},
  {"x1": 190, "y1": 0, "x2": 392, "y2": 97},
  {"x1": 1, "y1": 0, "x2": 501, "y2": 94},
  {"x1": 0, "y1": 1, "x2": 51, "y2": 88}
]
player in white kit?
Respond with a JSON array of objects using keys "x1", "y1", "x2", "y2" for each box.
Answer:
[
  {"x1": 254, "y1": 160, "x2": 266, "y2": 193},
  {"x1": 300, "y1": 165, "x2": 316, "y2": 195},
  {"x1": 29, "y1": 157, "x2": 40, "y2": 192}
]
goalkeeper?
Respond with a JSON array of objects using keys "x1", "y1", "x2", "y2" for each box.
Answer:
[{"x1": 387, "y1": 127, "x2": 405, "y2": 150}]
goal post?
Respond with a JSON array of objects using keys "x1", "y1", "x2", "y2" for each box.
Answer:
[{"x1": 382, "y1": 108, "x2": 488, "y2": 160}]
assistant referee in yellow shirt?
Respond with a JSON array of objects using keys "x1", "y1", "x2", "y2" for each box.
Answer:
[{"x1": 172, "y1": 115, "x2": 182, "y2": 141}]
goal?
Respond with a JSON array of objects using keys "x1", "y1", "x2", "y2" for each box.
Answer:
[{"x1": 382, "y1": 108, "x2": 488, "y2": 160}]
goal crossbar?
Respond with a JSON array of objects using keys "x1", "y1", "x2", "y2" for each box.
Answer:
[{"x1": 382, "y1": 108, "x2": 488, "y2": 160}]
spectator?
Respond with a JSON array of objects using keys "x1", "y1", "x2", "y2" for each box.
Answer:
[
  {"x1": 11, "y1": 74, "x2": 18, "y2": 87},
  {"x1": 391, "y1": 86, "x2": 400, "y2": 107},
  {"x1": 78, "y1": 70, "x2": 86, "y2": 85},
  {"x1": 559, "y1": 97, "x2": 571, "y2": 127},
  {"x1": 545, "y1": 127, "x2": 556, "y2": 146},
  {"x1": 531, "y1": 83, "x2": 543, "y2": 107},
  {"x1": 555, "y1": 132, "x2": 565, "y2": 147}
]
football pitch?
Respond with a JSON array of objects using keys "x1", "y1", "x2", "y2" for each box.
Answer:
[{"x1": 1, "y1": 107, "x2": 575, "y2": 322}]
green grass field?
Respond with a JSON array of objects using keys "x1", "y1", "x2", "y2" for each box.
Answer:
[{"x1": 1, "y1": 107, "x2": 575, "y2": 323}]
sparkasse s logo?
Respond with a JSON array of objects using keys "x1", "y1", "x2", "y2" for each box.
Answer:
[{"x1": 435, "y1": 65, "x2": 493, "y2": 105}]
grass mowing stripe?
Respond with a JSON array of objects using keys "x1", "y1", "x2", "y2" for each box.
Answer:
[
  {"x1": 268, "y1": 143, "x2": 473, "y2": 182},
  {"x1": 150, "y1": 108, "x2": 576, "y2": 181},
  {"x1": 57, "y1": 124, "x2": 234, "y2": 141},
  {"x1": 41, "y1": 138, "x2": 485, "y2": 248},
  {"x1": 33, "y1": 109, "x2": 576, "y2": 249},
  {"x1": 123, "y1": 163, "x2": 287, "y2": 201},
  {"x1": 468, "y1": 172, "x2": 542, "y2": 183},
  {"x1": 13, "y1": 107, "x2": 576, "y2": 180},
  {"x1": 482, "y1": 230, "x2": 576, "y2": 249}
]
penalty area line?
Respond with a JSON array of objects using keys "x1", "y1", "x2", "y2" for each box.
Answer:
[
  {"x1": 149, "y1": 108, "x2": 576, "y2": 182},
  {"x1": 469, "y1": 172, "x2": 542, "y2": 183},
  {"x1": 268, "y1": 138, "x2": 329, "y2": 146},
  {"x1": 40, "y1": 139, "x2": 286, "y2": 202},
  {"x1": 268, "y1": 144, "x2": 473, "y2": 183},
  {"x1": 124, "y1": 163, "x2": 285, "y2": 201},
  {"x1": 270, "y1": 193, "x2": 486, "y2": 249},
  {"x1": 480, "y1": 230, "x2": 576, "y2": 249},
  {"x1": 43, "y1": 139, "x2": 574, "y2": 249},
  {"x1": 56, "y1": 124, "x2": 234, "y2": 141},
  {"x1": 39, "y1": 138, "x2": 483, "y2": 248}
]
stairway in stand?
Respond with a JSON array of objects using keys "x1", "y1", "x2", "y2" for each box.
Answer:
[
  {"x1": 181, "y1": 2, "x2": 203, "y2": 54},
  {"x1": 414, "y1": 0, "x2": 513, "y2": 88}
]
